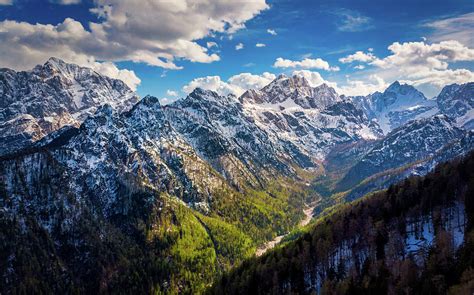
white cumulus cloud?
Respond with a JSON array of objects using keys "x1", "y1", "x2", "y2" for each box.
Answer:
[
  {"x1": 90, "y1": 61, "x2": 141, "y2": 91},
  {"x1": 0, "y1": 0, "x2": 269, "y2": 88},
  {"x1": 336, "y1": 75, "x2": 388, "y2": 96},
  {"x1": 256, "y1": 43, "x2": 266, "y2": 47},
  {"x1": 206, "y1": 41, "x2": 218, "y2": 49},
  {"x1": 183, "y1": 76, "x2": 238, "y2": 96},
  {"x1": 274, "y1": 57, "x2": 339, "y2": 71},
  {"x1": 166, "y1": 90, "x2": 179, "y2": 97},
  {"x1": 292, "y1": 70, "x2": 336, "y2": 88},
  {"x1": 339, "y1": 51, "x2": 377, "y2": 63},
  {"x1": 339, "y1": 40, "x2": 474, "y2": 93},
  {"x1": 235, "y1": 43, "x2": 244, "y2": 50},
  {"x1": 371, "y1": 40, "x2": 474, "y2": 87},
  {"x1": 0, "y1": 18, "x2": 141, "y2": 90},
  {"x1": 267, "y1": 29, "x2": 277, "y2": 35},
  {"x1": 372, "y1": 40, "x2": 474, "y2": 69},
  {"x1": 228, "y1": 72, "x2": 276, "y2": 93},
  {"x1": 183, "y1": 72, "x2": 276, "y2": 96},
  {"x1": 159, "y1": 97, "x2": 176, "y2": 105},
  {"x1": 292, "y1": 70, "x2": 387, "y2": 97}
]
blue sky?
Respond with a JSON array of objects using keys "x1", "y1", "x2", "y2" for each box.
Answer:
[{"x1": 0, "y1": 0, "x2": 473, "y2": 99}]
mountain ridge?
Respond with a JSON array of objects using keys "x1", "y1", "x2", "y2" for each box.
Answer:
[
  {"x1": 1, "y1": 58, "x2": 474, "y2": 294},
  {"x1": 0, "y1": 57, "x2": 139, "y2": 155}
]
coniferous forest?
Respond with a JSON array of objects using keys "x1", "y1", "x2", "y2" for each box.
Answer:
[{"x1": 211, "y1": 151, "x2": 474, "y2": 294}]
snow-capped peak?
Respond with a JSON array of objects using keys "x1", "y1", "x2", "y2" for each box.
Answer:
[
  {"x1": 265, "y1": 74, "x2": 310, "y2": 91},
  {"x1": 239, "y1": 74, "x2": 340, "y2": 110},
  {"x1": 34, "y1": 57, "x2": 89, "y2": 81},
  {"x1": 436, "y1": 82, "x2": 474, "y2": 129},
  {"x1": 378, "y1": 81, "x2": 427, "y2": 109},
  {"x1": 385, "y1": 80, "x2": 401, "y2": 90},
  {"x1": 351, "y1": 81, "x2": 437, "y2": 134},
  {"x1": 0, "y1": 58, "x2": 139, "y2": 156}
]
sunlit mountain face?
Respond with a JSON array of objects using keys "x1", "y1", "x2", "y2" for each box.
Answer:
[{"x1": 0, "y1": 1, "x2": 473, "y2": 294}]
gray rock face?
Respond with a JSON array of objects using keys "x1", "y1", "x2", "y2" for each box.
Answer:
[
  {"x1": 0, "y1": 57, "x2": 139, "y2": 155},
  {"x1": 164, "y1": 88, "x2": 298, "y2": 188},
  {"x1": 337, "y1": 115, "x2": 473, "y2": 195},
  {"x1": 351, "y1": 81, "x2": 438, "y2": 134},
  {"x1": 1, "y1": 96, "x2": 234, "y2": 219},
  {"x1": 240, "y1": 74, "x2": 341, "y2": 109},
  {"x1": 437, "y1": 82, "x2": 474, "y2": 129},
  {"x1": 240, "y1": 75, "x2": 383, "y2": 161}
]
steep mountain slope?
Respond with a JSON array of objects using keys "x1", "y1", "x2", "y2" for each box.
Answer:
[
  {"x1": 0, "y1": 95, "x2": 310, "y2": 293},
  {"x1": 240, "y1": 75, "x2": 382, "y2": 160},
  {"x1": 351, "y1": 81, "x2": 438, "y2": 134},
  {"x1": 240, "y1": 74, "x2": 341, "y2": 109},
  {"x1": 338, "y1": 116, "x2": 463, "y2": 188},
  {"x1": 0, "y1": 58, "x2": 138, "y2": 155},
  {"x1": 344, "y1": 129, "x2": 474, "y2": 201},
  {"x1": 164, "y1": 88, "x2": 301, "y2": 189},
  {"x1": 322, "y1": 82, "x2": 474, "y2": 202},
  {"x1": 437, "y1": 82, "x2": 474, "y2": 129},
  {"x1": 212, "y1": 151, "x2": 474, "y2": 295}
]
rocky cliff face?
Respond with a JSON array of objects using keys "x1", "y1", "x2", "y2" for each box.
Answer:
[
  {"x1": 240, "y1": 74, "x2": 341, "y2": 109},
  {"x1": 351, "y1": 81, "x2": 438, "y2": 134},
  {"x1": 1, "y1": 96, "x2": 236, "y2": 217},
  {"x1": 164, "y1": 88, "x2": 297, "y2": 189},
  {"x1": 437, "y1": 82, "x2": 474, "y2": 129},
  {"x1": 0, "y1": 57, "x2": 138, "y2": 155},
  {"x1": 240, "y1": 75, "x2": 382, "y2": 160},
  {"x1": 337, "y1": 115, "x2": 474, "y2": 199}
]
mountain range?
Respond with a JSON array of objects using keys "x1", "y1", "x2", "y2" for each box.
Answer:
[{"x1": 0, "y1": 58, "x2": 473, "y2": 293}]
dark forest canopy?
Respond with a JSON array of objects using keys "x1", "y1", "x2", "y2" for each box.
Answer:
[{"x1": 211, "y1": 151, "x2": 474, "y2": 295}]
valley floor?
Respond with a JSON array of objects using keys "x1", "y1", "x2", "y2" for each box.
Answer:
[{"x1": 256, "y1": 199, "x2": 319, "y2": 256}]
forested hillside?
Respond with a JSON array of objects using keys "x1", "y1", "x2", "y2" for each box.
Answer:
[
  {"x1": 212, "y1": 151, "x2": 474, "y2": 294},
  {"x1": 0, "y1": 164, "x2": 308, "y2": 294}
]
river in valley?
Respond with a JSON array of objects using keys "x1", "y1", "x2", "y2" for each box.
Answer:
[{"x1": 256, "y1": 200, "x2": 319, "y2": 256}]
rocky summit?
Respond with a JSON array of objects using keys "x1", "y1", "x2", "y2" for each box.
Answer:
[{"x1": 0, "y1": 57, "x2": 139, "y2": 155}]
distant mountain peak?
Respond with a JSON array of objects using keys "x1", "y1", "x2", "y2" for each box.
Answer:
[
  {"x1": 387, "y1": 80, "x2": 401, "y2": 88},
  {"x1": 290, "y1": 74, "x2": 311, "y2": 86},
  {"x1": 240, "y1": 73, "x2": 340, "y2": 109},
  {"x1": 0, "y1": 58, "x2": 139, "y2": 155},
  {"x1": 350, "y1": 81, "x2": 435, "y2": 134},
  {"x1": 45, "y1": 56, "x2": 68, "y2": 67},
  {"x1": 276, "y1": 73, "x2": 288, "y2": 80},
  {"x1": 138, "y1": 95, "x2": 161, "y2": 108},
  {"x1": 189, "y1": 87, "x2": 223, "y2": 102},
  {"x1": 314, "y1": 82, "x2": 336, "y2": 93},
  {"x1": 316, "y1": 82, "x2": 330, "y2": 89},
  {"x1": 35, "y1": 57, "x2": 83, "y2": 78},
  {"x1": 384, "y1": 81, "x2": 424, "y2": 97},
  {"x1": 265, "y1": 73, "x2": 311, "y2": 90},
  {"x1": 437, "y1": 82, "x2": 474, "y2": 129}
]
